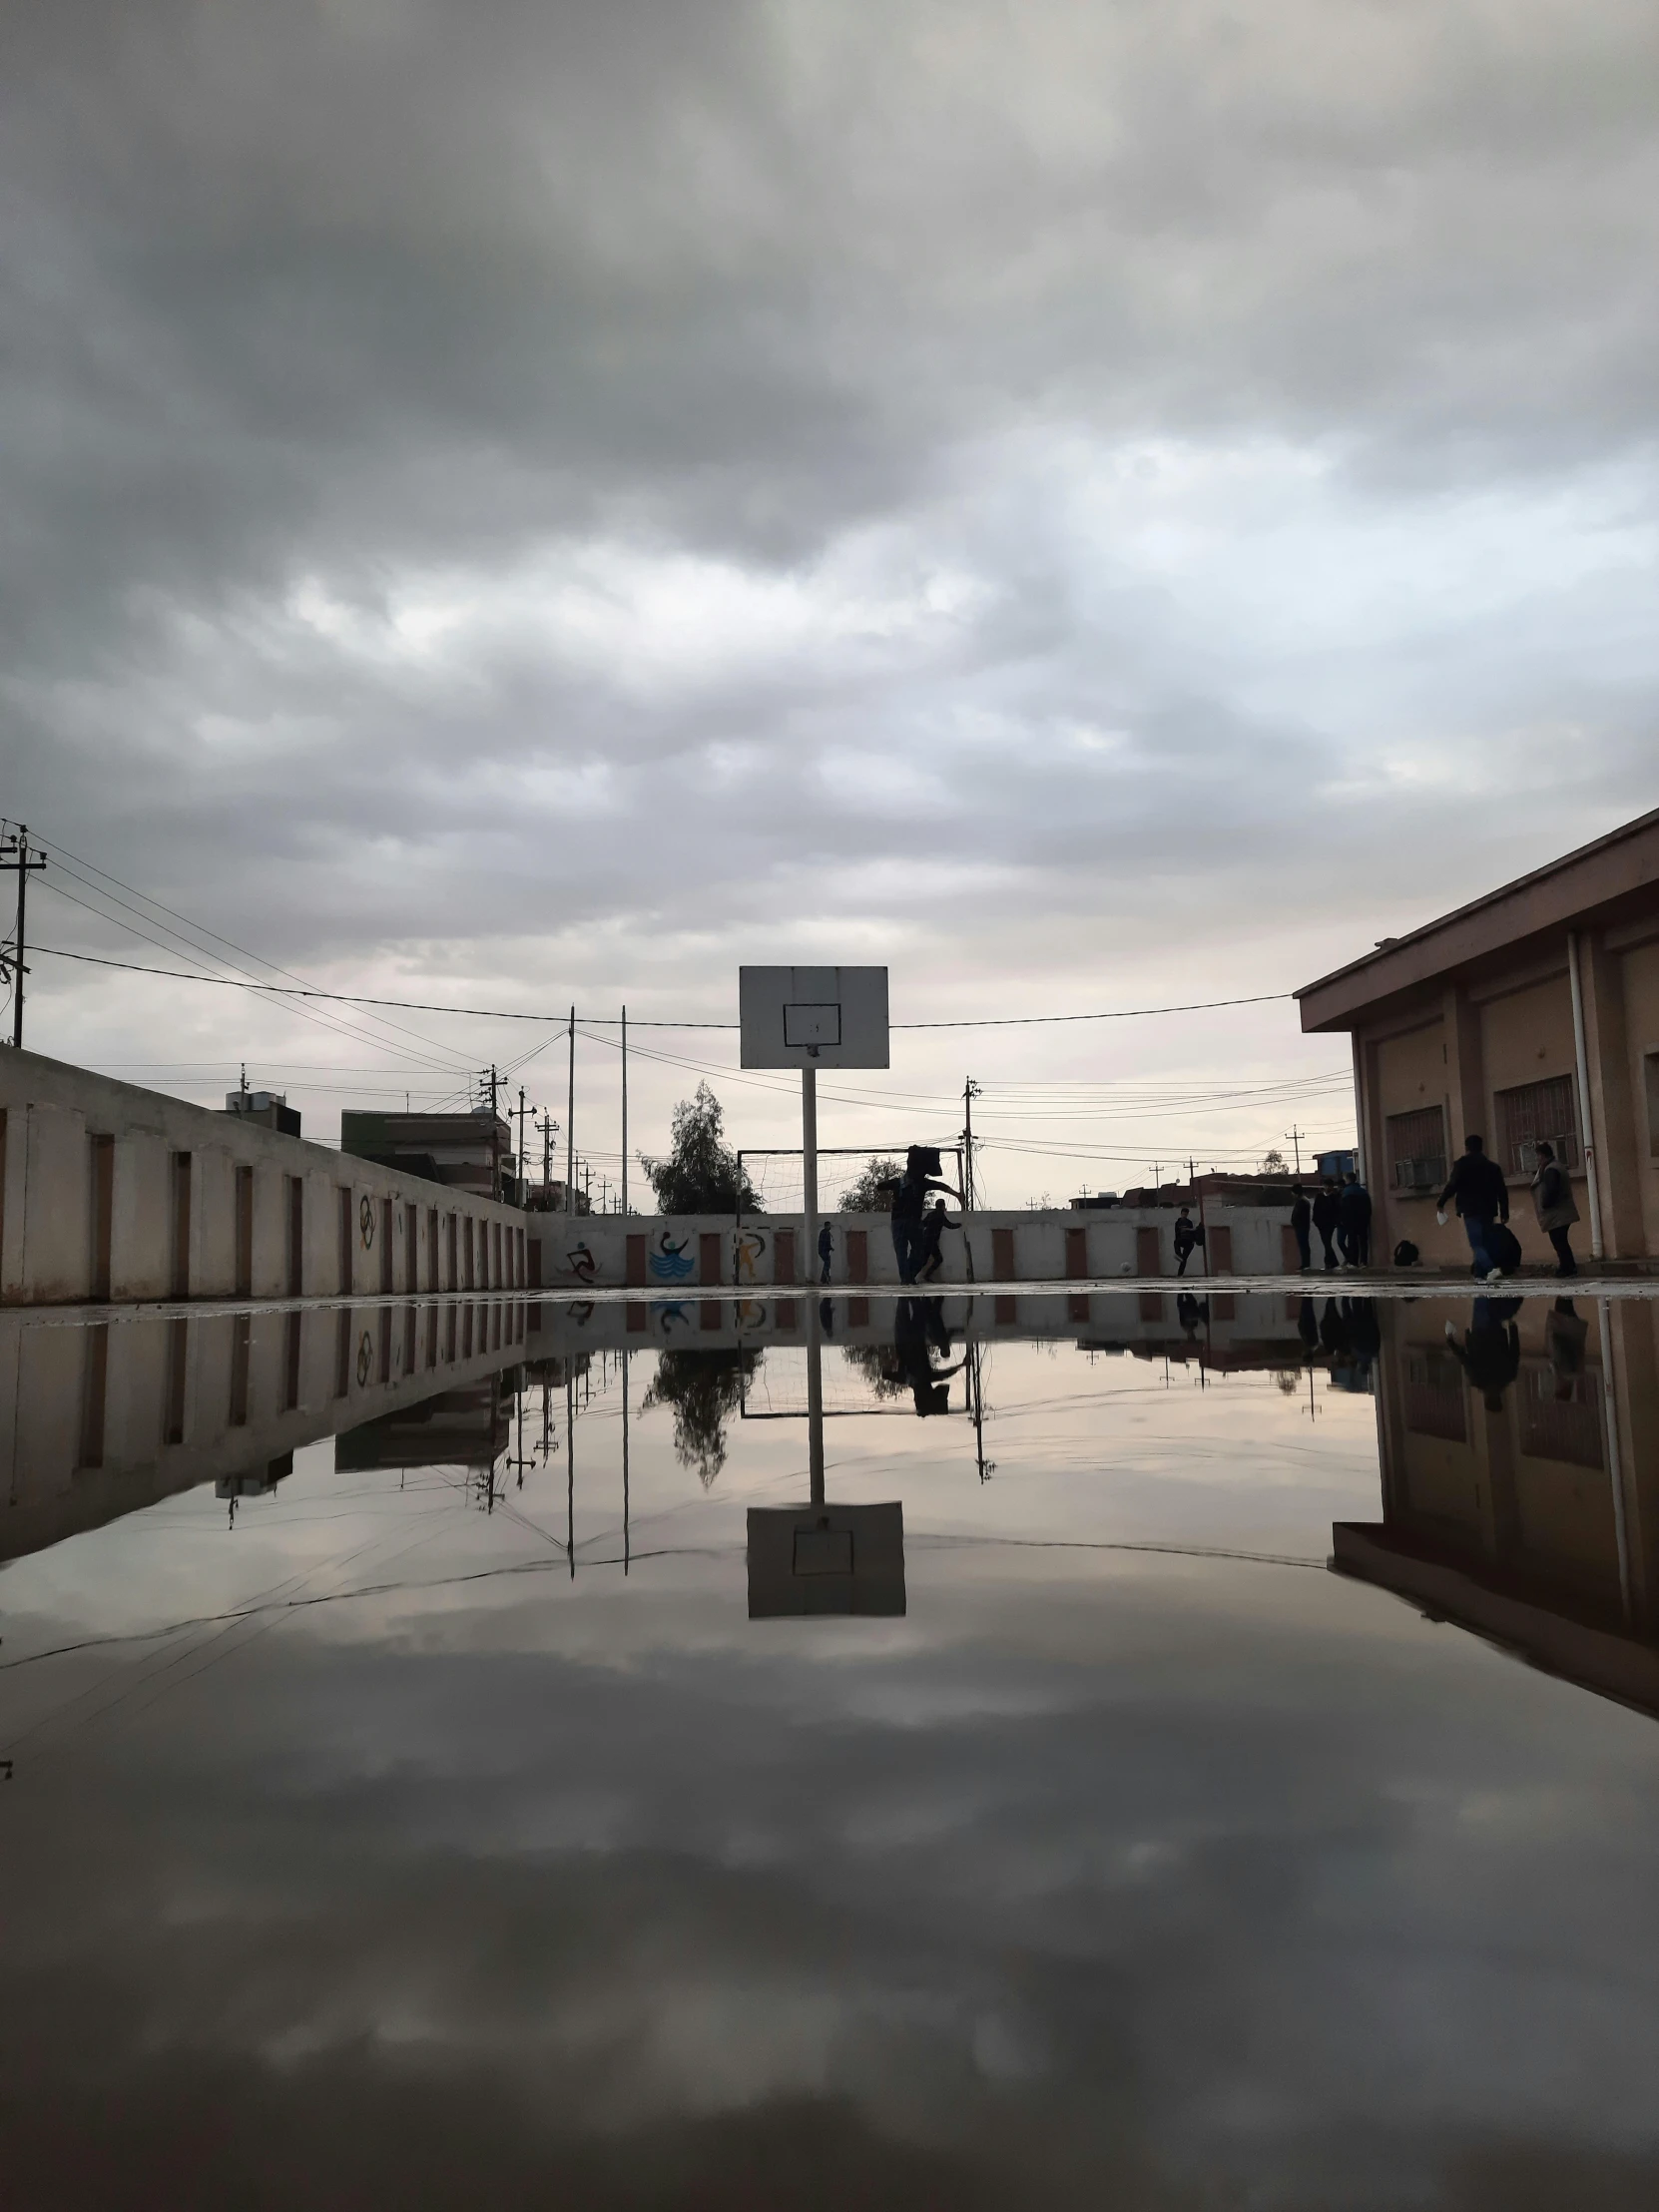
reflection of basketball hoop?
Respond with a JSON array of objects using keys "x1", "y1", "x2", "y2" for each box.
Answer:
[
  {"x1": 359, "y1": 1194, "x2": 375, "y2": 1246},
  {"x1": 355, "y1": 1331, "x2": 373, "y2": 1386}
]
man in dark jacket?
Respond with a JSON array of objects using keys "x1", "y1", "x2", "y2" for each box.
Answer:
[
  {"x1": 1337, "y1": 1172, "x2": 1372, "y2": 1267},
  {"x1": 1444, "y1": 1301, "x2": 1521, "y2": 1412},
  {"x1": 1311, "y1": 1182, "x2": 1342, "y2": 1272},
  {"x1": 1437, "y1": 1135, "x2": 1509, "y2": 1280},
  {"x1": 1289, "y1": 1185, "x2": 1312, "y2": 1272}
]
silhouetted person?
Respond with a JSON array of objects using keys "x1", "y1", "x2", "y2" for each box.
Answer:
[
  {"x1": 1319, "y1": 1297, "x2": 1353, "y2": 1363},
  {"x1": 1530, "y1": 1139, "x2": 1579, "y2": 1277},
  {"x1": 1289, "y1": 1183, "x2": 1312, "y2": 1273},
  {"x1": 819, "y1": 1220, "x2": 833, "y2": 1284},
  {"x1": 1337, "y1": 1171, "x2": 1372, "y2": 1267},
  {"x1": 879, "y1": 1149, "x2": 960, "y2": 1286},
  {"x1": 1311, "y1": 1181, "x2": 1342, "y2": 1272},
  {"x1": 1173, "y1": 1207, "x2": 1201, "y2": 1277},
  {"x1": 915, "y1": 1198, "x2": 958, "y2": 1283},
  {"x1": 1297, "y1": 1296, "x2": 1320, "y2": 1353},
  {"x1": 1176, "y1": 1291, "x2": 1208, "y2": 1340},
  {"x1": 1444, "y1": 1301, "x2": 1521, "y2": 1411},
  {"x1": 1437, "y1": 1134, "x2": 1509, "y2": 1281}
]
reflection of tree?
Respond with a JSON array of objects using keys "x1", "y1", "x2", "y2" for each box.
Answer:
[
  {"x1": 840, "y1": 1342, "x2": 905, "y2": 1400},
  {"x1": 643, "y1": 1346, "x2": 762, "y2": 1486}
]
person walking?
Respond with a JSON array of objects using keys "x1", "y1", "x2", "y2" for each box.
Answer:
[
  {"x1": 1311, "y1": 1180, "x2": 1342, "y2": 1273},
  {"x1": 818, "y1": 1219, "x2": 834, "y2": 1285},
  {"x1": 914, "y1": 1198, "x2": 958, "y2": 1284},
  {"x1": 1529, "y1": 1140, "x2": 1579, "y2": 1277},
  {"x1": 1436, "y1": 1135, "x2": 1510, "y2": 1282},
  {"x1": 879, "y1": 1149, "x2": 960, "y2": 1286},
  {"x1": 1289, "y1": 1184, "x2": 1312, "y2": 1273},
  {"x1": 1173, "y1": 1206, "x2": 1201, "y2": 1277},
  {"x1": 1337, "y1": 1171, "x2": 1373, "y2": 1268}
]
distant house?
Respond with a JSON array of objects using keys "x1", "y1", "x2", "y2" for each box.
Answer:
[
  {"x1": 340, "y1": 1108, "x2": 515, "y2": 1203},
  {"x1": 1297, "y1": 807, "x2": 1659, "y2": 1268}
]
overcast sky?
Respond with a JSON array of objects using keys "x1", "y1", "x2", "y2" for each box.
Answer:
[{"x1": 3, "y1": 0, "x2": 1656, "y2": 1197}]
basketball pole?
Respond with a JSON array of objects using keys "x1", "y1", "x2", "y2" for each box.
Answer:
[{"x1": 804, "y1": 1064, "x2": 825, "y2": 1506}]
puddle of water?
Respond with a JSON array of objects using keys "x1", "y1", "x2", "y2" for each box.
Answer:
[{"x1": 3, "y1": 1290, "x2": 1658, "y2": 2209}]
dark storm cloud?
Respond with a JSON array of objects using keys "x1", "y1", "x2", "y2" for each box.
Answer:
[{"x1": 1, "y1": 0, "x2": 1656, "y2": 1123}]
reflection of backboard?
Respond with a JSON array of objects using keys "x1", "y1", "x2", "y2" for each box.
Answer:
[
  {"x1": 740, "y1": 966, "x2": 889, "y2": 1068},
  {"x1": 747, "y1": 1502, "x2": 906, "y2": 1617}
]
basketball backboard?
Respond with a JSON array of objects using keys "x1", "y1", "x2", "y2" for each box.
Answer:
[
  {"x1": 739, "y1": 965, "x2": 889, "y2": 1069},
  {"x1": 747, "y1": 1502, "x2": 906, "y2": 1617}
]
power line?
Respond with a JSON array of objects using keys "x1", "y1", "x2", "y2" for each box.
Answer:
[{"x1": 30, "y1": 941, "x2": 1292, "y2": 1032}]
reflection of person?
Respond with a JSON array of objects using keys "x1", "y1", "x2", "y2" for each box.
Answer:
[
  {"x1": 1545, "y1": 1298, "x2": 1588, "y2": 1398},
  {"x1": 818, "y1": 1220, "x2": 833, "y2": 1284},
  {"x1": 1311, "y1": 1182, "x2": 1342, "y2": 1272},
  {"x1": 1437, "y1": 1134, "x2": 1509, "y2": 1281},
  {"x1": 1290, "y1": 1184, "x2": 1312, "y2": 1272},
  {"x1": 915, "y1": 1199, "x2": 958, "y2": 1283},
  {"x1": 891, "y1": 1297, "x2": 966, "y2": 1415},
  {"x1": 1444, "y1": 1300, "x2": 1521, "y2": 1411},
  {"x1": 1530, "y1": 1141, "x2": 1579, "y2": 1277},
  {"x1": 1176, "y1": 1291, "x2": 1208, "y2": 1340},
  {"x1": 1297, "y1": 1296, "x2": 1320, "y2": 1353}
]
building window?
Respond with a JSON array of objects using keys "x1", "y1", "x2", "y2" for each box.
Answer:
[
  {"x1": 1404, "y1": 1349, "x2": 1466, "y2": 1442},
  {"x1": 1495, "y1": 1076, "x2": 1579, "y2": 1175},
  {"x1": 1385, "y1": 1106, "x2": 1445, "y2": 1194}
]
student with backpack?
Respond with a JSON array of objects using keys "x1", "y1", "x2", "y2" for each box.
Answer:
[{"x1": 1436, "y1": 1135, "x2": 1510, "y2": 1282}]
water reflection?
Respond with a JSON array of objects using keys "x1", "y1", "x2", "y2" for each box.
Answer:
[{"x1": 5, "y1": 1290, "x2": 1659, "y2": 2203}]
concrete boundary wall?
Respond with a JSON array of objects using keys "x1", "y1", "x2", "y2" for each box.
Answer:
[
  {"x1": 533, "y1": 1203, "x2": 1297, "y2": 1292},
  {"x1": 0, "y1": 1049, "x2": 528, "y2": 1306}
]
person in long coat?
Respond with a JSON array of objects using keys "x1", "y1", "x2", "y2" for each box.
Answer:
[{"x1": 1530, "y1": 1140, "x2": 1579, "y2": 1277}]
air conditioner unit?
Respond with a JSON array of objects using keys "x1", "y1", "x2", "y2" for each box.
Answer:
[{"x1": 1393, "y1": 1156, "x2": 1442, "y2": 1192}]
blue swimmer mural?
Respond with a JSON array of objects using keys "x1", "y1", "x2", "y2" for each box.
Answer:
[{"x1": 648, "y1": 1231, "x2": 696, "y2": 1283}]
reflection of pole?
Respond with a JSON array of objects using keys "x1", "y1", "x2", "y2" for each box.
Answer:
[
  {"x1": 1599, "y1": 1298, "x2": 1631, "y2": 1622},
  {"x1": 566, "y1": 1371, "x2": 575, "y2": 1578},
  {"x1": 807, "y1": 1297, "x2": 826, "y2": 1508},
  {"x1": 622, "y1": 1346, "x2": 631, "y2": 1575},
  {"x1": 970, "y1": 1333, "x2": 990, "y2": 1482}
]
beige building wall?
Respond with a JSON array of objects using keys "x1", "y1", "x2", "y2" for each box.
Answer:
[{"x1": 1301, "y1": 809, "x2": 1659, "y2": 1270}]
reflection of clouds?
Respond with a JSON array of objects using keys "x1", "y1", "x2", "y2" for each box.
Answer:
[{"x1": 7, "y1": 1564, "x2": 1659, "y2": 2197}]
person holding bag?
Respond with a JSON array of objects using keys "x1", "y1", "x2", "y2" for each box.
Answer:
[{"x1": 1530, "y1": 1140, "x2": 1579, "y2": 1277}]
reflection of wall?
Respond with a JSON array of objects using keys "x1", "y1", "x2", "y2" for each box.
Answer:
[
  {"x1": 0, "y1": 1300, "x2": 533, "y2": 1566},
  {"x1": 1336, "y1": 1296, "x2": 1659, "y2": 1719}
]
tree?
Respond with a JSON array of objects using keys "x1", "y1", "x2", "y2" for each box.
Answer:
[
  {"x1": 643, "y1": 1346, "x2": 761, "y2": 1485},
  {"x1": 641, "y1": 1082, "x2": 760, "y2": 1214},
  {"x1": 1260, "y1": 1149, "x2": 1289, "y2": 1176},
  {"x1": 838, "y1": 1155, "x2": 903, "y2": 1212}
]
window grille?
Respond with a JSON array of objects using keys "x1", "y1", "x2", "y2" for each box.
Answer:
[
  {"x1": 1495, "y1": 1076, "x2": 1579, "y2": 1176},
  {"x1": 1404, "y1": 1349, "x2": 1466, "y2": 1442},
  {"x1": 1386, "y1": 1106, "x2": 1445, "y2": 1193},
  {"x1": 1519, "y1": 1362, "x2": 1602, "y2": 1469}
]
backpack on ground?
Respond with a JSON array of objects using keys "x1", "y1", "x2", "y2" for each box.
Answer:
[
  {"x1": 1485, "y1": 1221, "x2": 1523, "y2": 1276},
  {"x1": 1392, "y1": 1239, "x2": 1419, "y2": 1267}
]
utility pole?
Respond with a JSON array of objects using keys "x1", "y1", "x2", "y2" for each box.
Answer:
[
  {"x1": 517, "y1": 1087, "x2": 528, "y2": 1209},
  {"x1": 566, "y1": 1006, "x2": 575, "y2": 1219},
  {"x1": 1286, "y1": 1125, "x2": 1304, "y2": 1176},
  {"x1": 0, "y1": 826, "x2": 46, "y2": 1049},
  {"x1": 620, "y1": 1005, "x2": 628, "y2": 1218},
  {"x1": 962, "y1": 1077, "x2": 981, "y2": 1211}
]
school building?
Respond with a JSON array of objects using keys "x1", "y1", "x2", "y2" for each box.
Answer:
[{"x1": 1297, "y1": 806, "x2": 1659, "y2": 1270}]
